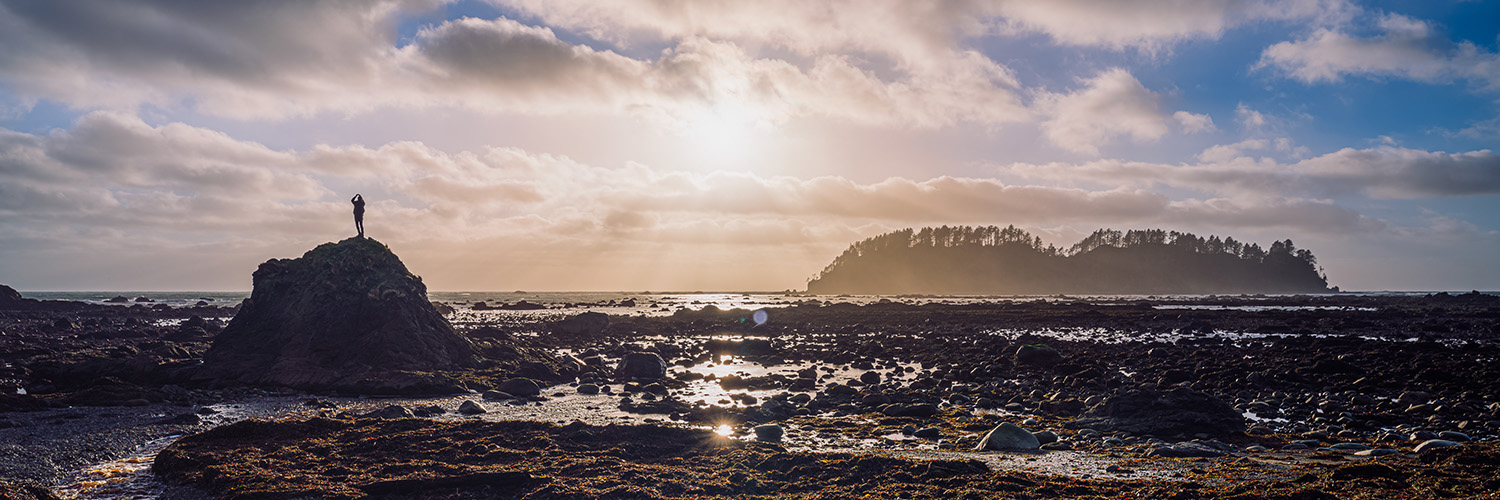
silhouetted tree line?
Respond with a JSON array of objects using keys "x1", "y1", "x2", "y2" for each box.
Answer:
[{"x1": 807, "y1": 225, "x2": 1331, "y2": 294}]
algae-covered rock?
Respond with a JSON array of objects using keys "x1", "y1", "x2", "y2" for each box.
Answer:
[{"x1": 202, "y1": 238, "x2": 478, "y2": 393}]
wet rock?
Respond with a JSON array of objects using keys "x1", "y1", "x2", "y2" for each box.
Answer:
[
  {"x1": 976, "y1": 423, "x2": 1040, "y2": 451},
  {"x1": 577, "y1": 383, "x2": 600, "y2": 395},
  {"x1": 1015, "y1": 344, "x2": 1062, "y2": 366},
  {"x1": 553, "y1": 312, "x2": 609, "y2": 336},
  {"x1": 1397, "y1": 391, "x2": 1431, "y2": 405},
  {"x1": 364, "y1": 405, "x2": 415, "y2": 419},
  {"x1": 1438, "y1": 431, "x2": 1470, "y2": 441},
  {"x1": 156, "y1": 413, "x2": 202, "y2": 426},
  {"x1": 498, "y1": 378, "x2": 541, "y2": 397},
  {"x1": 914, "y1": 427, "x2": 942, "y2": 439},
  {"x1": 482, "y1": 390, "x2": 516, "y2": 401},
  {"x1": 1146, "y1": 441, "x2": 1227, "y2": 458},
  {"x1": 859, "y1": 370, "x2": 881, "y2": 384},
  {"x1": 1077, "y1": 387, "x2": 1245, "y2": 437},
  {"x1": 881, "y1": 403, "x2": 936, "y2": 417},
  {"x1": 1354, "y1": 448, "x2": 1400, "y2": 457},
  {"x1": 1414, "y1": 439, "x2": 1460, "y2": 453},
  {"x1": 200, "y1": 238, "x2": 482, "y2": 393},
  {"x1": 754, "y1": 424, "x2": 784, "y2": 442},
  {"x1": 1032, "y1": 431, "x2": 1058, "y2": 445},
  {"x1": 616, "y1": 352, "x2": 667, "y2": 380},
  {"x1": 458, "y1": 400, "x2": 487, "y2": 415}
]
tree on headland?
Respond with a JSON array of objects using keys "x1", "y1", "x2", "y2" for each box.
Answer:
[{"x1": 807, "y1": 225, "x2": 1330, "y2": 295}]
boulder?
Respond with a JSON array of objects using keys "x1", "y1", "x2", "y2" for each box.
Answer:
[
  {"x1": 616, "y1": 352, "x2": 667, "y2": 380},
  {"x1": 200, "y1": 238, "x2": 480, "y2": 393},
  {"x1": 1077, "y1": 387, "x2": 1245, "y2": 437},
  {"x1": 497, "y1": 378, "x2": 541, "y2": 397},
  {"x1": 1015, "y1": 344, "x2": 1063, "y2": 366},
  {"x1": 1414, "y1": 439, "x2": 1460, "y2": 453},
  {"x1": 976, "y1": 423, "x2": 1041, "y2": 451},
  {"x1": 754, "y1": 424, "x2": 784, "y2": 442},
  {"x1": 553, "y1": 312, "x2": 609, "y2": 335},
  {"x1": 458, "y1": 400, "x2": 487, "y2": 415},
  {"x1": 0, "y1": 284, "x2": 25, "y2": 308}
]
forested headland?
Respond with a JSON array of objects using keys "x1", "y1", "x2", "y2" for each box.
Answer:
[{"x1": 806, "y1": 226, "x2": 1332, "y2": 295}]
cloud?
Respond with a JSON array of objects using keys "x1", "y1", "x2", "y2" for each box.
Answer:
[
  {"x1": 991, "y1": 0, "x2": 1355, "y2": 51},
  {"x1": 497, "y1": 0, "x2": 1356, "y2": 54},
  {"x1": 1173, "y1": 111, "x2": 1216, "y2": 133},
  {"x1": 0, "y1": 1, "x2": 1029, "y2": 129},
  {"x1": 1037, "y1": 68, "x2": 1197, "y2": 155},
  {"x1": 1257, "y1": 13, "x2": 1500, "y2": 89},
  {"x1": 999, "y1": 145, "x2": 1500, "y2": 200}
]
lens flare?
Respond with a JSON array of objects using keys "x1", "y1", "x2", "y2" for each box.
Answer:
[
  {"x1": 752, "y1": 309, "x2": 768, "y2": 325},
  {"x1": 714, "y1": 424, "x2": 734, "y2": 437}
]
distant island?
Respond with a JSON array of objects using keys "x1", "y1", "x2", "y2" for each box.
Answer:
[{"x1": 806, "y1": 226, "x2": 1333, "y2": 295}]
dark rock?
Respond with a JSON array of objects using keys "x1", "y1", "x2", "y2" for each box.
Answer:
[
  {"x1": 577, "y1": 383, "x2": 600, "y2": 395},
  {"x1": 754, "y1": 424, "x2": 784, "y2": 442},
  {"x1": 1015, "y1": 344, "x2": 1062, "y2": 366},
  {"x1": 914, "y1": 427, "x2": 942, "y2": 439},
  {"x1": 1077, "y1": 387, "x2": 1245, "y2": 437},
  {"x1": 156, "y1": 413, "x2": 202, "y2": 426},
  {"x1": 616, "y1": 352, "x2": 667, "y2": 380},
  {"x1": 1032, "y1": 431, "x2": 1058, "y2": 445},
  {"x1": 1146, "y1": 442, "x2": 1226, "y2": 458},
  {"x1": 553, "y1": 312, "x2": 609, "y2": 336},
  {"x1": 106, "y1": 295, "x2": 130, "y2": 303},
  {"x1": 859, "y1": 370, "x2": 881, "y2": 384},
  {"x1": 201, "y1": 238, "x2": 483, "y2": 393},
  {"x1": 881, "y1": 403, "x2": 937, "y2": 417},
  {"x1": 482, "y1": 390, "x2": 516, "y2": 401},
  {"x1": 497, "y1": 378, "x2": 541, "y2": 397}
]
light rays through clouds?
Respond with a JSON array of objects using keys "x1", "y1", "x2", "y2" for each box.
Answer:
[{"x1": 0, "y1": 0, "x2": 1497, "y2": 291}]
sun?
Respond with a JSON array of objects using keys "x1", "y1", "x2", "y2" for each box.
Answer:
[{"x1": 679, "y1": 101, "x2": 766, "y2": 171}]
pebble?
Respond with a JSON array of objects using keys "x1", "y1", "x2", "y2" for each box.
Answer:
[{"x1": 1414, "y1": 439, "x2": 1460, "y2": 453}]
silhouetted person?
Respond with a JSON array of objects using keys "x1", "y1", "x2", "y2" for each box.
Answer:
[{"x1": 351, "y1": 194, "x2": 365, "y2": 238}]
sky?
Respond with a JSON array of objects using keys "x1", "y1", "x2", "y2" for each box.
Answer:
[{"x1": 1, "y1": 0, "x2": 1498, "y2": 292}]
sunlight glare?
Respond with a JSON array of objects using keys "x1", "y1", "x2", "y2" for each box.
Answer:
[
  {"x1": 680, "y1": 101, "x2": 765, "y2": 170},
  {"x1": 714, "y1": 424, "x2": 734, "y2": 437}
]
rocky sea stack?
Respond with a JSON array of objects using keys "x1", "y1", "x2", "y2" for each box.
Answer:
[{"x1": 201, "y1": 237, "x2": 478, "y2": 394}]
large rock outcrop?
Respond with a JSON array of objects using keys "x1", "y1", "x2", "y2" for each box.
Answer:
[{"x1": 202, "y1": 238, "x2": 478, "y2": 393}]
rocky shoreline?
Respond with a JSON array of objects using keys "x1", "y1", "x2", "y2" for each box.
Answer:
[{"x1": 2, "y1": 290, "x2": 1498, "y2": 498}]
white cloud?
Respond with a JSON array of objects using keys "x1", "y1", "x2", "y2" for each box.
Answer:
[
  {"x1": 1037, "y1": 68, "x2": 1180, "y2": 155},
  {"x1": 1174, "y1": 111, "x2": 1216, "y2": 133},
  {"x1": 1236, "y1": 103, "x2": 1268, "y2": 129},
  {"x1": 1258, "y1": 13, "x2": 1500, "y2": 89},
  {"x1": 991, "y1": 0, "x2": 1354, "y2": 51},
  {"x1": 1000, "y1": 145, "x2": 1500, "y2": 200}
]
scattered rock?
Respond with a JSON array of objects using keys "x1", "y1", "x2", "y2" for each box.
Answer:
[
  {"x1": 482, "y1": 390, "x2": 516, "y2": 401},
  {"x1": 458, "y1": 400, "x2": 487, "y2": 415},
  {"x1": 364, "y1": 405, "x2": 415, "y2": 419},
  {"x1": 497, "y1": 378, "x2": 541, "y2": 398},
  {"x1": 1077, "y1": 387, "x2": 1245, "y2": 437},
  {"x1": 1146, "y1": 441, "x2": 1226, "y2": 458},
  {"x1": 553, "y1": 312, "x2": 609, "y2": 336},
  {"x1": 616, "y1": 352, "x2": 667, "y2": 380},
  {"x1": 975, "y1": 423, "x2": 1040, "y2": 451},
  {"x1": 1414, "y1": 439, "x2": 1460, "y2": 453},
  {"x1": 754, "y1": 424, "x2": 784, "y2": 442},
  {"x1": 1015, "y1": 344, "x2": 1062, "y2": 366},
  {"x1": 859, "y1": 370, "x2": 881, "y2": 384},
  {"x1": 577, "y1": 383, "x2": 600, "y2": 395}
]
